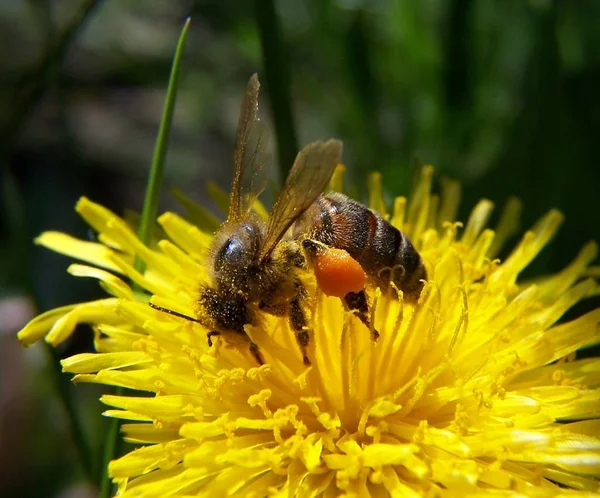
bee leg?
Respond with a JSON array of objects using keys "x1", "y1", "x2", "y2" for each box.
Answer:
[
  {"x1": 259, "y1": 301, "x2": 287, "y2": 316},
  {"x1": 289, "y1": 283, "x2": 311, "y2": 366},
  {"x1": 207, "y1": 331, "x2": 221, "y2": 347},
  {"x1": 262, "y1": 281, "x2": 311, "y2": 365},
  {"x1": 290, "y1": 298, "x2": 310, "y2": 365},
  {"x1": 249, "y1": 341, "x2": 264, "y2": 365},
  {"x1": 344, "y1": 290, "x2": 380, "y2": 341},
  {"x1": 207, "y1": 331, "x2": 263, "y2": 365}
]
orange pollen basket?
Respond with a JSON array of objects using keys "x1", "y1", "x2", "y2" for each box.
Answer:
[{"x1": 314, "y1": 247, "x2": 367, "y2": 297}]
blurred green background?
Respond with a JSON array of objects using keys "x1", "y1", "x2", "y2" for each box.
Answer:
[{"x1": 1, "y1": 1, "x2": 598, "y2": 496}]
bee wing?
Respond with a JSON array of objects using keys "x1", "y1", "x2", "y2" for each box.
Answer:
[
  {"x1": 229, "y1": 74, "x2": 272, "y2": 221},
  {"x1": 260, "y1": 139, "x2": 343, "y2": 260}
]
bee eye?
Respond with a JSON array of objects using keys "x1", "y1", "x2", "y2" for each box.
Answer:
[{"x1": 218, "y1": 237, "x2": 244, "y2": 266}]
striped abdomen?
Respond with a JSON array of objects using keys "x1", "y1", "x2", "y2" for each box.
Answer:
[{"x1": 295, "y1": 192, "x2": 427, "y2": 301}]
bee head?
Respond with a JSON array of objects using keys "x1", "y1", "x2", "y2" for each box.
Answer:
[{"x1": 212, "y1": 221, "x2": 262, "y2": 292}]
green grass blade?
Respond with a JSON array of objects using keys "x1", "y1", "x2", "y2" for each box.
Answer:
[
  {"x1": 135, "y1": 17, "x2": 191, "y2": 272},
  {"x1": 99, "y1": 18, "x2": 191, "y2": 498}
]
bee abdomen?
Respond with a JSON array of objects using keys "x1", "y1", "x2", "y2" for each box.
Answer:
[
  {"x1": 312, "y1": 193, "x2": 427, "y2": 301},
  {"x1": 360, "y1": 208, "x2": 426, "y2": 300},
  {"x1": 389, "y1": 231, "x2": 427, "y2": 301}
]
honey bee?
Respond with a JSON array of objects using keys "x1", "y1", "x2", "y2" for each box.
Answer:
[{"x1": 151, "y1": 74, "x2": 426, "y2": 365}]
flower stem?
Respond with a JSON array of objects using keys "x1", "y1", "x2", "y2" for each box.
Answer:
[
  {"x1": 99, "y1": 18, "x2": 191, "y2": 498},
  {"x1": 45, "y1": 345, "x2": 95, "y2": 482}
]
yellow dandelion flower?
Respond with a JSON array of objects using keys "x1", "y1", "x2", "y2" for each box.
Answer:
[{"x1": 18, "y1": 165, "x2": 600, "y2": 497}]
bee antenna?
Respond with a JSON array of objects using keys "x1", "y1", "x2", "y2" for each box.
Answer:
[{"x1": 148, "y1": 302, "x2": 200, "y2": 323}]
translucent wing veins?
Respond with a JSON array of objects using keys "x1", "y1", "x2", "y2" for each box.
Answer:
[
  {"x1": 260, "y1": 139, "x2": 343, "y2": 260},
  {"x1": 229, "y1": 74, "x2": 272, "y2": 220}
]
